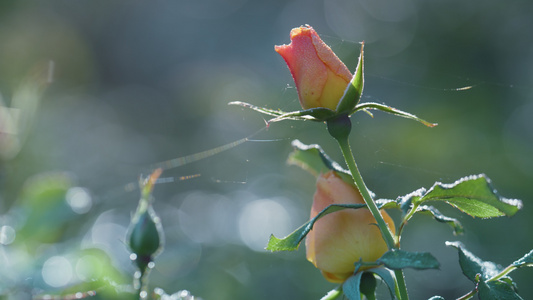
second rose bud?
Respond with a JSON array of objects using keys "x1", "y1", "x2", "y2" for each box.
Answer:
[{"x1": 306, "y1": 170, "x2": 396, "y2": 283}]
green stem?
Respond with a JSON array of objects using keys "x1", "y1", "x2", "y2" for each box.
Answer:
[
  {"x1": 456, "y1": 289, "x2": 477, "y2": 300},
  {"x1": 133, "y1": 262, "x2": 152, "y2": 300},
  {"x1": 487, "y1": 264, "x2": 516, "y2": 282},
  {"x1": 393, "y1": 269, "x2": 409, "y2": 300},
  {"x1": 335, "y1": 136, "x2": 395, "y2": 249},
  {"x1": 328, "y1": 115, "x2": 409, "y2": 300},
  {"x1": 396, "y1": 203, "x2": 420, "y2": 247}
]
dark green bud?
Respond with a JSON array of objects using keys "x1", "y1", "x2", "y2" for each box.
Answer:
[{"x1": 128, "y1": 205, "x2": 163, "y2": 263}]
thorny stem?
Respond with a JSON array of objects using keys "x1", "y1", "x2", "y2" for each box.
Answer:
[
  {"x1": 393, "y1": 269, "x2": 409, "y2": 300},
  {"x1": 328, "y1": 115, "x2": 409, "y2": 300}
]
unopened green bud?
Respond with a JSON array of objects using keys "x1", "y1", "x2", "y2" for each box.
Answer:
[
  {"x1": 127, "y1": 169, "x2": 165, "y2": 273},
  {"x1": 128, "y1": 205, "x2": 162, "y2": 258}
]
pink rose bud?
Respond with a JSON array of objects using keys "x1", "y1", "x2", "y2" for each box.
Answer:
[
  {"x1": 275, "y1": 25, "x2": 353, "y2": 111},
  {"x1": 306, "y1": 171, "x2": 395, "y2": 283}
]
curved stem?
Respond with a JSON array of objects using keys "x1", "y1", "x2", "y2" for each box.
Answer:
[
  {"x1": 331, "y1": 122, "x2": 409, "y2": 300},
  {"x1": 456, "y1": 289, "x2": 477, "y2": 300},
  {"x1": 336, "y1": 136, "x2": 395, "y2": 249},
  {"x1": 487, "y1": 264, "x2": 516, "y2": 282},
  {"x1": 396, "y1": 202, "x2": 420, "y2": 247}
]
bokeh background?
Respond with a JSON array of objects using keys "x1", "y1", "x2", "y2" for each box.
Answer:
[{"x1": 0, "y1": 0, "x2": 532, "y2": 299}]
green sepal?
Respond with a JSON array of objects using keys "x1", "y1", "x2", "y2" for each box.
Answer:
[
  {"x1": 229, "y1": 99, "x2": 437, "y2": 127},
  {"x1": 336, "y1": 43, "x2": 364, "y2": 114},
  {"x1": 413, "y1": 174, "x2": 522, "y2": 218},
  {"x1": 266, "y1": 203, "x2": 366, "y2": 252},
  {"x1": 227, "y1": 101, "x2": 288, "y2": 118},
  {"x1": 352, "y1": 102, "x2": 437, "y2": 127},
  {"x1": 267, "y1": 107, "x2": 336, "y2": 123},
  {"x1": 377, "y1": 249, "x2": 440, "y2": 270},
  {"x1": 287, "y1": 139, "x2": 350, "y2": 177},
  {"x1": 287, "y1": 140, "x2": 356, "y2": 187},
  {"x1": 228, "y1": 101, "x2": 336, "y2": 122},
  {"x1": 320, "y1": 286, "x2": 343, "y2": 300}
]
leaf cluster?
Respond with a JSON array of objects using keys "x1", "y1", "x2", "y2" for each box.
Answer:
[{"x1": 268, "y1": 140, "x2": 529, "y2": 299}]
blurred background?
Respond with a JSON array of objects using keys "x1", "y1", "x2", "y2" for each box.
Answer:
[{"x1": 0, "y1": 0, "x2": 532, "y2": 299}]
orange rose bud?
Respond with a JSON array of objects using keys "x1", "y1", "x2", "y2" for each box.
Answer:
[
  {"x1": 305, "y1": 171, "x2": 395, "y2": 283},
  {"x1": 275, "y1": 26, "x2": 353, "y2": 111}
]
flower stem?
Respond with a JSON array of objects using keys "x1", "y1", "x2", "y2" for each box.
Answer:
[
  {"x1": 456, "y1": 289, "x2": 477, "y2": 300},
  {"x1": 327, "y1": 115, "x2": 409, "y2": 300},
  {"x1": 335, "y1": 136, "x2": 395, "y2": 248},
  {"x1": 393, "y1": 269, "x2": 409, "y2": 300}
]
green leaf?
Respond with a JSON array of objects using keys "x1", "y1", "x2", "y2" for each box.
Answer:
[
  {"x1": 352, "y1": 102, "x2": 437, "y2": 127},
  {"x1": 342, "y1": 272, "x2": 364, "y2": 300},
  {"x1": 512, "y1": 249, "x2": 533, "y2": 268},
  {"x1": 287, "y1": 139, "x2": 350, "y2": 178},
  {"x1": 266, "y1": 203, "x2": 366, "y2": 251},
  {"x1": 446, "y1": 242, "x2": 533, "y2": 298},
  {"x1": 2, "y1": 62, "x2": 51, "y2": 160},
  {"x1": 415, "y1": 174, "x2": 522, "y2": 218},
  {"x1": 287, "y1": 140, "x2": 371, "y2": 192},
  {"x1": 36, "y1": 248, "x2": 130, "y2": 299},
  {"x1": 340, "y1": 271, "x2": 378, "y2": 300},
  {"x1": 376, "y1": 199, "x2": 398, "y2": 210},
  {"x1": 377, "y1": 250, "x2": 440, "y2": 270},
  {"x1": 398, "y1": 189, "x2": 422, "y2": 216},
  {"x1": 446, "y1": 241, "x2": 502, "y2": 282},
  {"x1": 17, "y1": 172, "x2": 82, "y2": 246},
  {"x1": 478, "y1": 280, "x2": 523, "y2": 300},
  {"x1": 320, "y1": 286, "x2": 343, "y2": 300},
  {"x1": 360, "y1": 272, "x2": 377, "y2": 300},
  {"x1": 336, "y1": 43, "x2": 364, "y2": 114},
  {"x1": 418, "y1": 205, "x2": 464, "y2": 235},
  {"x1": 367, "y1": 268, "x2": 396, "y2": 299}
]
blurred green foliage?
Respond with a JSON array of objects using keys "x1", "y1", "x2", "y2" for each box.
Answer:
[{"x1": 0, "y1": 1, "x2": 532, "y2": 299}]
